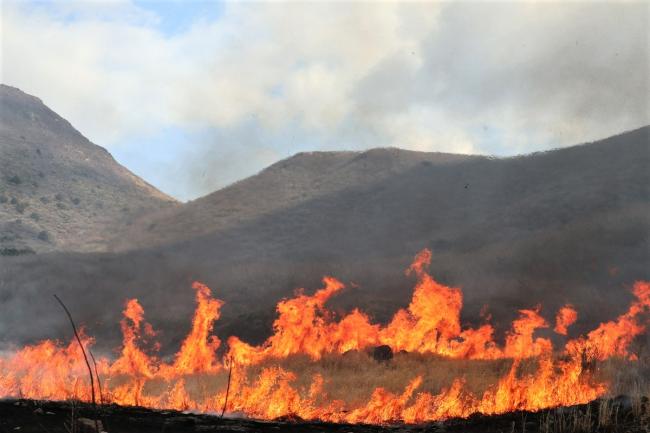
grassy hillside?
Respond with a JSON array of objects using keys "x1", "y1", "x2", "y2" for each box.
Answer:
[
  {"x1": 0, "y1": 85, "x2": 177, "y2": 253},
  {"x1": 110, "y1": 148, "x2": 478, "y2": 251}
]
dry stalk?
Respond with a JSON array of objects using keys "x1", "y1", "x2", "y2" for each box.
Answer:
[
  {"x1": 54, "y1": 294, "x2": 100, "y2": 433},
  {"x1": 221, "y1": 356, "x2": 233, "y2": 418}
]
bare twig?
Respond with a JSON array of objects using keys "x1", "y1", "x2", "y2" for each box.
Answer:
[
  {"x1": 89, "y1": 350, "x2": 111, "y2": 432},
  {"x1": 88, "y1": 350, "x2": 103, "y2": 405},
  {"x1": 221, "y1": 356, "x2": 233, "y2": 418},
  {"x1": 54, "y1": 294, "x2": 100, "y2": 433}
]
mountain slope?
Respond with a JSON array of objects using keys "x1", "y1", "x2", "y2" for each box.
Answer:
[
  {"x1": 111, "y1": 148, "x2": 479, "y2": 251},
  {"x1": 1, "y1": 127, "x2": 647, "y2": 352},
  {"x1": 0, "y1": 85, "x2": 177, "y2": 253}
]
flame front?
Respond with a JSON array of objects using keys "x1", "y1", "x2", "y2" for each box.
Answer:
[{"x1": 1, "y1": 249, "x2": 648, "y2": 424}]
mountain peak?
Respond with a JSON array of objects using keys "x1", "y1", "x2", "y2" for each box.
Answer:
[{"x1": 0, "y1": 84, "x2": 177, "y2": 254}]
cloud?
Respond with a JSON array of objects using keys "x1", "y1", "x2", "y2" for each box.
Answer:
[
  {"x1": 353, "y1": 2, "x2": 649, "y2": 153},
  {"x1": 1, "y1": 1, "x2": 648, "y2": 200}
]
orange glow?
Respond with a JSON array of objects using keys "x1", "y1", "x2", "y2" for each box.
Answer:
[
  {"x1": 1, "y1": 249, "x2": 648, "y2": 424},
  {"x1": 554, "y1": 305, "x2": 578, "y2": 335},
  {"x1": 565, "y1": 281, "x2": 650, "y2": 361},
  {"x1": 162, "y1": 281, "x2": 223, "y2": 376},
  {"x1": 110, "y1": 299, "x2": 157, "y2": 378}
]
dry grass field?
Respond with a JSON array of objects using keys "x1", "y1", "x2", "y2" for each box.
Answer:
[{"x1": 99, "y1": 350, "x2": 650, "y2": 426}]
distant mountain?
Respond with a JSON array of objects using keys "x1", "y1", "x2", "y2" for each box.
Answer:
[
  {"x1": 1, "y1": 126, "x2": 647, "y2": 353},
  {"x1": 110, "y1": 148, "x2": 478, "y2": 251},
  {"x1": 0, "y1": 85, "x2": 177, "y2": 253}
]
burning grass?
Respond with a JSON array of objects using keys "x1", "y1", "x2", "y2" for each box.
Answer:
[
  {"x1": 2, "y1": 354, "x2": 649, "y2": 432},
  {"x1": 251, "y1": 351, "x2": 515, "y2": 405},
  {"x1": 98, "y1": 350, "x2": 650, "y2": 419},
  {"x1": 126, "y1": 352, "x2": 516, "y2": 411},
  {"x1": 1, "y1": 248, "x2": 649, "y2": 425}
]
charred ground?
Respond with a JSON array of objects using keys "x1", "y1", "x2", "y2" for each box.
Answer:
[{"x1": 2, "y1": 396, "x2": 648, "y2": 433}]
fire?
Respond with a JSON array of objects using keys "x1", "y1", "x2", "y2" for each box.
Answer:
[
  {"x1": 1, "y1": 249, "x2": 648, "y2": 424},
  {"x1": 554, "y1": 305, "x2": 578, "y2": 336},
  {"x1": 110, "y1": 299, "x2": 157, "y2": 378},
  {"x1": 0, "y1": 336, "x2": 102, "y2": 401},
  {"x1": 565, "y1": 281, "x2": 650, "y2": 361},
  {"x1": 164, "y1": 281, "x2": 223, "y2": 376}
]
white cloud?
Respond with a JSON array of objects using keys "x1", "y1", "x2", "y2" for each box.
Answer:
[
  {"x1": 1, "y1": 2, "x2": 442, "y2": 140},
  {"x1": 1, "y1": 1, "x2": 647, "y2": 200},
  {"x1": 380, "y1": 106, "x2": 478, "y2": 154}
]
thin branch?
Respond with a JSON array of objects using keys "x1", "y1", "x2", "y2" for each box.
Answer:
[
  {"x1": 88, "y1": 350, "x2": 104, "y2": 405},
  {"x1": 54, "y1": 294, "x2": 100, "y2": 433},
  {"x1": 89, "y1": 350, "x2": 110, "y2": 433},
  {"x1": 221, "y1": 356, "x2": 233, "y2": 418}
]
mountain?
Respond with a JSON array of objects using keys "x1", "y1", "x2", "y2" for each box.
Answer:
[
  {"x1": 1, "y1": 126, "x2": 647, "y2": 353},
  {"x1": 110, "y1": 148, "x2": 478, "y2": 251},
  {"x1": 0, "y1": 85, "x2": 177, "y2": 254}
]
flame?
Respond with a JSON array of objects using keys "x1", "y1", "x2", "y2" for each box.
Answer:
[
  {"x1": 163, "y1": 281, "x2": 223, "y2": 376},
  {"x1": 554, "y1": 305, "x2": 578, "y2": 335},
  {"x1": 0, "y1": 335, "x2": 103, "y2": 401},
  {"x1": 1, "y1": 249, "x2": 648, "y2": 424},
  {"x1": 502, "y1": 306, "x2": 551, "y2": 359},
  {"x1": 110, "y1": 299, "x2": 157, "y2": 378},
  {"x1": 228, "y1": 276, "x2": 352, "y2": 364},
  {"x1": 565, "y1": 281, "x2": 650, "y2": 361}
]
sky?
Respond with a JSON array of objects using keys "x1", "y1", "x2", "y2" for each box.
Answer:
[{"x1": 1, "y1": 0, "x2": 648, "y2": 201}]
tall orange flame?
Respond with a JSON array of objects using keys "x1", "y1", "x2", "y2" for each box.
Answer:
[
  {"x1": 163, "y1": 281, "x2": 223, "y2": 376},
  {"x1": 110, "y1": 299, "x2": 157, "y2": 378},
  {"x1": 554, "y1": 305, "x2": 578, "y2": 336},
  {"x1": 1, "y1": 249, "x2": 648, "y2": 424}
]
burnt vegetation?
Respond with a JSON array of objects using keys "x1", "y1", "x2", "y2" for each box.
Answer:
[{"x1": 1, "y1": 394, "x2": 648, "y2": 433}]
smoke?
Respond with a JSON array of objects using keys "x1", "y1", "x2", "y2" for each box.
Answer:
[{"x1": 2, "y1": 1, "x2": 648, "y2": 200}]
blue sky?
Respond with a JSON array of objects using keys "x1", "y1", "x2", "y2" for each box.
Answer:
[
  {"x1": 3, "y1": 1, "x2": 648, "y2": 201},
  {"x1": 133, "y1": 0, "x2": 224, "y2": 36}
]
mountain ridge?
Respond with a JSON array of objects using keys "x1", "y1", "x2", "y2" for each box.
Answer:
[
  {"x1": 109, "y1": 126, "x2": 649, "y2": 252},
  {"x1": 0, "y1": 84, "x2": 177, "y2": 253},
  {"x1": 110, "y1": 147, "x2": 483, "y2": 250}
]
